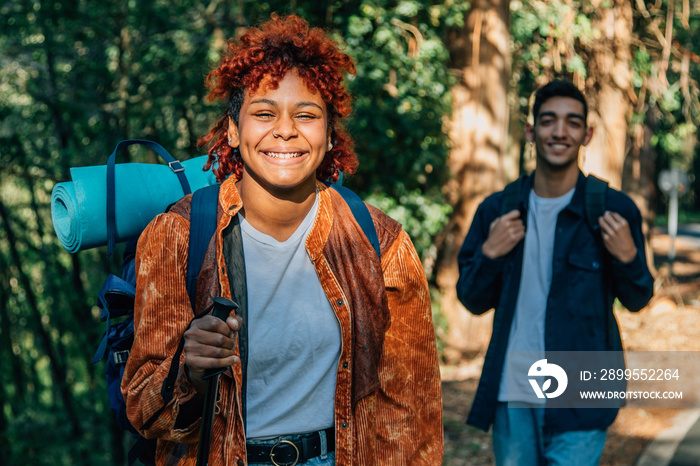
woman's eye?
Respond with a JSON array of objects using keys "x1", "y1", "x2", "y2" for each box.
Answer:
[
  {"x1": 296, "y1": 113, "x2": 317, "y2": 120},
  {"x1": 255, "y1": 112, "x2": 274, "y2": 118}
]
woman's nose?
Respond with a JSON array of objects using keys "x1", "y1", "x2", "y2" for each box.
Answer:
[{"x1": 272, "y1": 115, "x2": 297, "y2": 139}]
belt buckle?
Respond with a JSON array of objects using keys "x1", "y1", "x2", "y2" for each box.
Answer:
[{"x1": 270, "y1": 439, "x2": 299, "y2": 466}]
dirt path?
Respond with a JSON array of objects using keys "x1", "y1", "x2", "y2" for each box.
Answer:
[{"x1": 441, "y1": 229, "x2": 700, "y2": 465}]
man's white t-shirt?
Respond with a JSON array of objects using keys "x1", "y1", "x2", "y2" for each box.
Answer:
[{"x1": 498, "y1": 187, "x2": 574, "y2": 403}]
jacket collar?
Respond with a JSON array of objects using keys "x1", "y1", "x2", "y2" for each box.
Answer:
[
  {"x1": 522, "y1": 170, "x2": 586, "y2": 218},
  {"x1": 217, "y1": 176, "x2": 334, "y2": 258},
  {"x1": 219, "y1": 175, "x2": 243, "y2": 218},
  {"x1": 306, "y1": 182, "x2": 333, "y2": 262}
]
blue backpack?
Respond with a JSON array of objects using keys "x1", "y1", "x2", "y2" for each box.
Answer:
[
  {"x1": 90, "y1": 141, "x2": 380, "y2": 465},
  {"x1": 92, "y1": 180, "x2": 220, "y2": 465}
]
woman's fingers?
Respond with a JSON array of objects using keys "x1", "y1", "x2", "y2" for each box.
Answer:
[{"x1": 184, "y1": 316, "x2": 240, "y2": 375}]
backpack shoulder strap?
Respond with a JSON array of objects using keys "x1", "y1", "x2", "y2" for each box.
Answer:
[
  {"x1": 584, "y1": 174, "x2": 608, "y2": 235},
  {"x1": 501, "y1": 175, "x2": 525, "y2": 216},
  {"x1": 584, "y1": 174, "x2": 618, "y2": 350},
  {"x1": 328, "y1": 183, "x2": 381, "y2": 260},
  {"x1": 186, "y1": 183, "x2": 221, "y2": 310},
  {"x1": 143, "y1": 184, "x2": 220, "y2": 431}
]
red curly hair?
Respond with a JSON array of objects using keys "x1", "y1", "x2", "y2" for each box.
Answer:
[{"x1": 199, "y1": 14, "x2": 358, "y2": 183}]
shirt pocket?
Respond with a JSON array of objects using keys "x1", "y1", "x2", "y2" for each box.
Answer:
[
  {"x1": 566, "y1": 250, "x2": 605, "y2": 318},
  {"x1": 568, "y1": 251, "x2": 603, "y2": 273}
]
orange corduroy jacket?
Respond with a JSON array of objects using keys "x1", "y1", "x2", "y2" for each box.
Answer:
[{"x1": 122, "y1": 177, "x2": 444, "y2": 465}]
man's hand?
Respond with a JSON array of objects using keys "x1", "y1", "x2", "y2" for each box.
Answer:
[
  {"x1": 481, "y1": 209, "x2": 525, "y2": 259},
  {"x1": 184, "y1": 314, "x2": 242, "y2": 393},
  {"x1": 598, "y1": 211, "x2": 637, "y2": 263}
]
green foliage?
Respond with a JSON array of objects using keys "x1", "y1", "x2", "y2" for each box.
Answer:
[
  {"x1": 510, "y1": 0, "x2": 596, "y2": 124},
  {"x1": 631, "y1": 2, "x2": 700, "y2": 211},
  {"x1": 341, "y1": 0, "x2": 463, "y2": 199},
  {"x1": 654, "y1": 209, "x2": 700, "y2": 227},
  {"x1": 430, "y1": 285, "x2": 449, "y2": 360},
  {"x1": 335, "y1": 0, "x2": 464, "y2": 266},
  {"x1": 658, "y1": 123, "x2": 697, "y2": 167},
  {"x1": 365, "y1": 186, "x2": 452, "y2": 270}
]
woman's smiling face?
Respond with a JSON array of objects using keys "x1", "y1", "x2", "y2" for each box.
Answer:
[{"x1": 228, "y1": 70, "x2": 331, "y2": 195}]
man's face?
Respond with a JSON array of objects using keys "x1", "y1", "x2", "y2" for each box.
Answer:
[{"x1": 526, "y1": 96, "x2": 593, "y2": 171}]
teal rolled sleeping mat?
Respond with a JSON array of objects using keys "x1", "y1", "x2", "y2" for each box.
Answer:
[{"x1": 51, "y1": 140, "x2": 217, "y2": 253}]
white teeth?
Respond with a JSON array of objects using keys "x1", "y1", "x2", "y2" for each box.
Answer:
[{"x1": 266, "y1": 152, "x2": 302, "y2": 159}]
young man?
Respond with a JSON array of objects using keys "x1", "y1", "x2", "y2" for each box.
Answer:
[{"x1": 456, "y1": 80, "x2": 653, "y2": 465}]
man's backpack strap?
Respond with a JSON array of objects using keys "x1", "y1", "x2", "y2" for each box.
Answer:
[
  {"x1": 186, "y1": 184, "x2": 221, "y2": 310},
  {"x1": 106, "y1": 139, "x2": 193, "y2": 256},
  {"x1": 328, "y1": 183, "x2": 381, "y2": 260},
  {"x1": 584, "y1": 174, "x2": 608, "y2": 236},
  {"x1": 501, "y1": 175, "x2": 525, "y2": 216},
  {"x1": 584, "y1": 174, "x2": 618, "y2": 350}
]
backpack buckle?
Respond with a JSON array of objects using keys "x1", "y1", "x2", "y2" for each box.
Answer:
[
  {"x1": 113, "y1": 349, "x2": 130, "y2": 365},
  {"x1": 168, "y1": 160, "x2": 185, "y2": 173}
]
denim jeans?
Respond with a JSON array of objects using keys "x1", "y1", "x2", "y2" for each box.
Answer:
[
  {"x1": 247, "y1": 451, "x2": 335, "y2": 466},
  {"x1": 246, "y1": 429, "x2": 335, "y2": 465},
  {"x1": 492, "y1": 402, "x2": 607, "y2": 466}
]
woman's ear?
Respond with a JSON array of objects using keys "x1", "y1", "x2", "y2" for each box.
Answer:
[
  {"x1": 328, "y1": 125, "x2": 333, "y2": 148},
  {"x1": 227, "y1": 117, "x2": 240, "y2": 147}
]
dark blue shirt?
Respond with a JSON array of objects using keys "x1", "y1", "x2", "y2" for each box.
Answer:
[{"x1": 457, "y1": 172, "x2": 654, "y2": 432}]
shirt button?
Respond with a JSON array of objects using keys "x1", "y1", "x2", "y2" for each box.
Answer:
[
  {"x1": 336, "y1": 299, "x2": 344, "y2": 306},
  {"x1": 342, "y1": 362, "x2": 348, "y2": 368},
  {"x1": 237, "y1": 460, "x2": 244, "y2": 466},
  {"x1": 341, "y1": 421, "x2": 348, "y2": 428}
]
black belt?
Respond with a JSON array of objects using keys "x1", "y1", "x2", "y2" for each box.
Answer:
[{"x1": 246, "y1": 427, "x2": 335, "y2": 465}]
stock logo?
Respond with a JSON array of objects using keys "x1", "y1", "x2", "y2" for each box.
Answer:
[{"x1": 528, "y1": 359, "x2": 568, "y2": 399}]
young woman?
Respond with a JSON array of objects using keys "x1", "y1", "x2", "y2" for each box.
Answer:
[{"x1": 122, "y1": 14, "x2": 443, "y2": 466}]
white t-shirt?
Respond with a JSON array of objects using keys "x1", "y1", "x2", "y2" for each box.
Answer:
[
  {"x1": 240, "y1": 196, "x2": 341, "y2": 438},
  {"x1": 498, "y1": 188, "x2": 574, "y2": 403}
]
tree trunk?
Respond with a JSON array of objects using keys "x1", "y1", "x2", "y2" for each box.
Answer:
[
  {"x1": 584, "y1": 1, "x2": 658, "y2": 273},
  {"x1": 0, "y1": 253, "x2": 25, "y2": 405},
  {"x1": 581, "y1": 0, "x2": 634, "y2": 190},
  {"x1": 0, "y1": 265, "x2": 17, "y2": 440},
  {"x1": 623, "y1": 109, "x2": 659, "y2": 272},
  {"x1": 436, "y1": 0, "x2": 511, "y2": 362}
]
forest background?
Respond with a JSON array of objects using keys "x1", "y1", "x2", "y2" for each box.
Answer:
[{"x1": 1, "y1": 0, "x2": 698, "y2": 464}]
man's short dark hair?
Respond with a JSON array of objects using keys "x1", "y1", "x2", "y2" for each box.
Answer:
[{"x1": 532, "y1": 80, "x2": 588, "y2": 124}]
